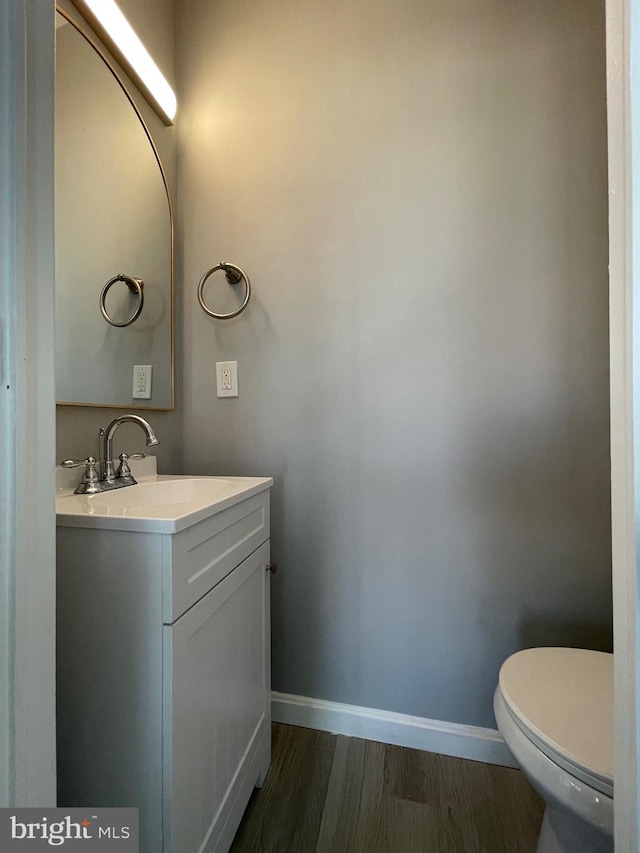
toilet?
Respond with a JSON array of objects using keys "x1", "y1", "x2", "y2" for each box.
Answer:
[{"x1": 494, "y1": 647, "x2": 613, "y2": 853}]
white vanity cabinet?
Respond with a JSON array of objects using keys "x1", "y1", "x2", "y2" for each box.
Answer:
[{"x1": 56, "y1": 481, "x2": 272, "y2": 853}]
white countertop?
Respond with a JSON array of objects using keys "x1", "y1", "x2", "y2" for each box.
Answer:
[{"x1": 56, "y1": 458, "x2": 272, "y2": 534}]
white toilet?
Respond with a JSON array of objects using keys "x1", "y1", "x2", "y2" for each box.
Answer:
[{"x1": 494, "y1": 647, "x2": 613, "y2": 853}]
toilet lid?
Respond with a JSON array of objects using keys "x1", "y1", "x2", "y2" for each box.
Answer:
[{"x1": 499, "y1": 647, "x2": 613, "y2": 796}]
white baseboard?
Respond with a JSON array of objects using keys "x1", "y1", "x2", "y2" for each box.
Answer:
[{"x1": 271, "y1": 691, "x2": 518, "y2": 768}]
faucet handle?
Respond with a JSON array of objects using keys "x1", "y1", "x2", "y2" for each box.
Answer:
[
  {"x1": 62, "y1": 457, "x2": 101, "y2": 494},
  {"x1": 115, "y1": 452, "x2": 145, "y2": 480}
]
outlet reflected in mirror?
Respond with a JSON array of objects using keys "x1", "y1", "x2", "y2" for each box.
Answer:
[{"x1": 55, "y1": 9, "x2": 173, "y2": 409}]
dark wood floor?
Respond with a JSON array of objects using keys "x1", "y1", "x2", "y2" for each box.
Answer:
[{"x1": 230, "y1": 724, "x2": 544, "y2": 853}]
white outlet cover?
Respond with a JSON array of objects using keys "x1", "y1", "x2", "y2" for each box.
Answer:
[
  {"x1": 132, "y1": 364, "x2": 152, "y2": 399},
  {"x1": 216, "y1": 361, "x2": 238, "y2": 397}
]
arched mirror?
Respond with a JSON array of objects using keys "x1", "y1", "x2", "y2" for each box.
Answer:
[{"x1": 55, "y1": 8, "x2": 174, "y2": 409}]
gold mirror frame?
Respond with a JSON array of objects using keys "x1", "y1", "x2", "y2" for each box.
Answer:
[{"x1": 55, "y1": 5, "x2": 175, "y2": 411}]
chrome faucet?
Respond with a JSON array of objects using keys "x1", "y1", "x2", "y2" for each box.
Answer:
[
  {"x1": 99, "y1": 414, "x2": 159, "y2": 484},
  {"x1": 61, "y1": 415, "x2": 159, "y2": 495}
]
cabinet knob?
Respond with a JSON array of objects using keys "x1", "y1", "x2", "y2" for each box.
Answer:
[{"x1": 266, "y1": 563, "x2": 278, "y2": 574}]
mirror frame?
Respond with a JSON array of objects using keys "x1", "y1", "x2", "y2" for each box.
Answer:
[{"x1": 55, "y1": 5, "x2": 175, "y2": 411}]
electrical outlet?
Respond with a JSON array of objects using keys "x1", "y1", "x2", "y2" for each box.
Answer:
[
  {"x1": 216, "y1": 361, "x2": 238, "y2": 397},
  {"x1": 132, "y1": 364, "x2": 152, "y2": 399}
]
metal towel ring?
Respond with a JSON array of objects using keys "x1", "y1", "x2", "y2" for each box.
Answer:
[
  {"x1": 197, "y1": 262, "x2": 251, "y2": 320},
  {"x1": 100, "y1": 274, "x2": 144, "y2": 327}
]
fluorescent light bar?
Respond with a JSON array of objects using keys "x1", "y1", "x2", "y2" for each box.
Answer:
[{"x1": 73, "y1": 0, "x2": 177, "y2": 124}]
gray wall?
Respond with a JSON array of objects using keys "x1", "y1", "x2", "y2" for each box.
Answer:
[
  {"x1": 176, "y1": 0, "x2": 612, "y2": 729},
  {"x1": 55, "y1": 0, "x2": 179, "y2": 470}
]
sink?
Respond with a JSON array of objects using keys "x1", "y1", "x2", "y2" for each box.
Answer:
[
  {"x1": 56, "y1": 471, "x2": 273, "y2": 534},
  {"x1": 88, "y1": 477, "x2": 236, "y2": 509}
]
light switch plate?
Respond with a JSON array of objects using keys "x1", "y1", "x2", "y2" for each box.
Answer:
[
  {"x1": 216, "y1": 361, "x2": 238, "y2": 397},
  {"x1": 133, "y1": 364, "x2": 152, "y2": 399}
]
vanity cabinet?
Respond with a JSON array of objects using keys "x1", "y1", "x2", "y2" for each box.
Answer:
[{"x1": 56, "y1": 485, "x2": 272, "y2": 853}]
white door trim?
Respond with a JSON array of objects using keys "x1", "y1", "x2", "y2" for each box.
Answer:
[
  {"x1": 0, "y1": 0, "x2": 57, "y2": 806},
  {"x1": 606, "y1": 0, "x2": 640, "y2": 849}
]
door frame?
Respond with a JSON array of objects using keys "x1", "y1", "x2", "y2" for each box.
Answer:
[
  {"x1": 0, "y1": 0, "x2": 57, "y2": 807},
  {"x1": 607, "y1": 0, "x2": 639, "y2": 848}
]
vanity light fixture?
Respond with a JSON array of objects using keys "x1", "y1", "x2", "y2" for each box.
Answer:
[{"x1": 70, "y1": 0, "x2": 177, "y2": 125}]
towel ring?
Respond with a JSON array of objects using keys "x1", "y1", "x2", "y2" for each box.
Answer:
[
  {"x1": 197, "y1": 262, "x2": 251, "y2": 320},
  {"x1": 100, "y1": 274, "x2": 144, "y2": 327}
]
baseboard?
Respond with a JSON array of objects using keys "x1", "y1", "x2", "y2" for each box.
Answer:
[{"x1": 271, "y1": 691, "x2": 517, "y2": 768}]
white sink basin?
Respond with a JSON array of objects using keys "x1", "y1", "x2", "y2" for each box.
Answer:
[
  {"x1": 56, "y1": 472, "x2": 273, "y2": 533},
  {"x1": 88, "y1": 477, "x2": 236, "y2": 510}
]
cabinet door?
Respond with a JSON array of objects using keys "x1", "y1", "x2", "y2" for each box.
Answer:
[{"x1": 163, "y1": 541, "x2": 271, "y2": 853}]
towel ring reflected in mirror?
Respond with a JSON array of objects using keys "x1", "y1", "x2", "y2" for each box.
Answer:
[
  {"x1": 100, "y1": 273, "x2": 145, "y2": 327},
  {"x1": 197, "y1": 262, "x2": 251, "y2": 320}
]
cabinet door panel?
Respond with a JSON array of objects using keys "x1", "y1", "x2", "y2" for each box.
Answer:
[{"x1": 164, "y1": 541, "x2": 270, "y2": 853}]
